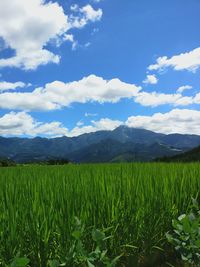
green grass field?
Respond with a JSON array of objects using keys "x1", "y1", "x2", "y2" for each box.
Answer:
[{"x1": 0, "y1": 163, "x2": 199, "y2": 266}]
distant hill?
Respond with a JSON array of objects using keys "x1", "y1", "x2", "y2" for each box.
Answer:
[
  {"x1": 69, "y1": 139, "x2": 182, "y2": 163},
  {"x1": 1, "y1": 126, "x2": 200, "y2": 163},
  {"x1": 0, "y1": 158, "x2": 16, "y2": 167},
  {"x1": 156, "y1": 145, "x2": 200, "y2": 162}
]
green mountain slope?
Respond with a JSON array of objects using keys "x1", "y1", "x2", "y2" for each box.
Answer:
[
  {"x1": 69, "y1": 139, "x2": 183, "y2": 163},
  {"x1": 156, "y1": 145, "x2": 200, "y2": 162}
]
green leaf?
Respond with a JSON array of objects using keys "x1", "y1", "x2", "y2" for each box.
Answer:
[
  {"x1": 72, "y1": 230, "x2": 82, "y2": 240},
  {"x1": 182, "y1": 217, "x2": 191, "y2": 233},
  {"x1": 87, "y1": 260, "x2": 95, "y2": 267},
  {"x1": 59, "y1": 263, "x2": 66, "y2": 266},
  {"x1": 152, "y1": 246, "x2": 164, "y2": 252},
  {"x1": 100, "y1": 250, "x2": 107, "y2": 260},
  {"x1": 172, "y1": 220, "x2": 183, "y2": 232},
  {"x1": 166, "y1": 233, "x2": 173, "y2": 243},
  {"x1": 92, "y1": 229, "x2": 105, "y2": 243},
  {"x1": 48, "y1": 260, "x2": 60, "y2": 267},
  {"x1": 195, "y1": 239, "x2": 200, "y2": 248},
  {"x1": 110, "y1": 254, "x2": 123, "y2": 266},
  {"x1": 178, "y1": 214, "x2": 186, "y2": 221},
  {"x1": 10, "y1": 257, "x2": 30, "y2": 267},
  {"x1": 121, "y1": 244, "x2": 138, "y2": 249},
  {"x1": 181, "y1": 254, "x2": 189, "y2": 261}
]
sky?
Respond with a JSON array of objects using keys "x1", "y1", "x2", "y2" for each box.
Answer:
[{"x1": 0, "y1": 0, "x2": 200, "y2": 137}]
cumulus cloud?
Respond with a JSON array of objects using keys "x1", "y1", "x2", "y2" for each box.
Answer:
[
  {"x1": 70, "y1": 4, "x2": 102, "y2": 28},
  {"x1": 177, "y1": 85, "x2": 193, "y2": 94},
  {"x1": 0, "y1": 111, "x2": 121, "y2": 137},
  {"x1": 0, "y1": 81, "x2": 26, "y2": 91},
  {"x1": 0, "y1": 111, "x2": 68, "y2": 137},
  {"x1": 0, "y1": 0, "x2": 67, "y2": 70},
  {"x1": 135, "y1": 91, "x2": 193, "y2": 107},
  {"x1": 126, "y1": 109, "x2": 200, "y2": 135},
  {"x1": 143, "y1": 74, "x2": 158, "y2": 85},
  {"x1": 193, "y1": 93, "x2": 200, "y2": 105},
  {"x1": 80, "y1": 5, "x2": 102, "y2": 22},
  {"x1": 57, "y1": 109, "x2": 200, "y2": 137},
  {"x1": 38, "y1": 109, "x2": 200, "y2": 136},
  {"x1": 0, "y1": 91, "x2": 59, "y2": 111},
  {"x1": 0, "y1": 75, "x2": 197, "y2": 110},
  {"x1": 0, "y1": 0, "x2": 103, "y2": 70},
  {"x1": 148, "y1": 47, "x2": 200, "y2": 73},
  {"x1": 68, "y1": 118, "x2": 122, "y2": 137},
  {"x1": 2, "y1": 109, "x2": 200, "y2": 137},
  {"x1": 0, "y1": 75, "x2": 141, "y2": 111}
]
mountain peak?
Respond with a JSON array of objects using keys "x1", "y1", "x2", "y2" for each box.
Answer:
[{"x1": 116, "y1": 125, "x2": 129, "y2": 129}]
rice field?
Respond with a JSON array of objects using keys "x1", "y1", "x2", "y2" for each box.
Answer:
[{"x1": 0, "y1": 163, "x2": 199, "y2": 266}]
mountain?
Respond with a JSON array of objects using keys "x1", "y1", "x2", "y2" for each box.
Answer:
[
  {"x1": 1, "y1": 126, "x2": 200, "y2": 163},
  {"x1": 108, "y1": 126, "x2": 165, "y2": 144},
  {"x1": 69, "y1": 139, "x2": 182, "y2": 163},
  {"x1": 156, "y1": 145, "x2": 200, "y2": 162},
  {"x1": 160, "y1": 134, "x2": 200, "y2": 149}
]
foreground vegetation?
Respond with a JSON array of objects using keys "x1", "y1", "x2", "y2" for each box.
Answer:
[{"x1": 0, "y1": 163, "x2": 199, "y2": 266}]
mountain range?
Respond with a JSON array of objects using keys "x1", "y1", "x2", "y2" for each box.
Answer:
[{"x1": 1, "y1": 126, "x2": 200, "y2": 163}]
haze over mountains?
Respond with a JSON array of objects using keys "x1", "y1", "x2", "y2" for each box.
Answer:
[{"x1": 1, "y1": 126, "x2": 200, "y2": 163}]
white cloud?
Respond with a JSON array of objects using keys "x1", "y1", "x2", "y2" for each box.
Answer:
[
  {"x1": 85, "y1": 112, "x2": 98, "y2": 117},
  {"x1": 0, "y1": 75, "x2": 197, "y2": 111},
  {"x1": 0, "y1": 0, "x2": 67, "y2": 70},
  {"x1": 148, "y1": 47, "x2": 200, "y2": 73},
  {"x1": 70, "y1": 4, "x2": 102, "y2": 28},
  {"x1": 0, "y1": 75, "x2": 141, "y2": 111},
  {"x1": 0, "y1": 1, "x2": 103, "y2": 70},
  {"x1": 62, "y1": 34, "x2": 78, "y2": 50},
  {"x1": 67, "y1": 118, "x2": 122, "y2": 137},
  {"x1": 177, "y1": 85, "x2": 193, "y2": 94},
  {"x1": 0, "y1": 81, "x2": 26, "y2": 91},
  {"x1": 143, "y1": 74, "x2": 158, "y2": 85},
  {"x1": 135, "y1": 91, "x2": 193, "y2": 107},
  {"x1": 80, "y1": 5, "x2": 102, "y2": 22},
  {"x1": 174, "y1": 96, "x2": 194, "y2": 106},
  {"x1": 126, "y1": 109, "x2": 200, "y2": 135},
  {"x1": 0, "y1": 49, "x2": 60, "y2": 70},
  {"x1": 0, "y1": 91, "x2": 59, "y2": 111},
  {"x1": 192, "y1": 93, "x2": 200, "y2": 105},
  {"x1": 2, "y1": 109, "x2": 200, "y2": 138},
  {"x1": 0, "y1": 75, "x2": 197, "y2": 112},
  {"x1": 76, "y1": 121, "x2": 84, "y2": 127},
  {"x1": 31, "y1": 121, "x2": 68, "y2": 137},
  {"x1": 63, "y1": 34, "x2": 74, "y2": 43},
  {"x1": 0, "y1": 111, "x2": 121, "y2": 137},
  {"x1": 0, "y1": 111, "x2": 68, "y2": 137}
]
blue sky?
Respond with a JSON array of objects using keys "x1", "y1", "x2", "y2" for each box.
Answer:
[{"x1": 0, "y1": 0, "x2": 200, "y2": 137}]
